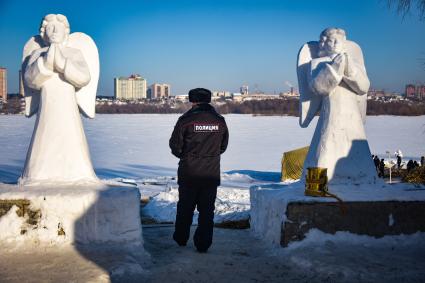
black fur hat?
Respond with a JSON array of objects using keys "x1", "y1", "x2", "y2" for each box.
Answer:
[{"x1": 188, "y1": 88, "x2": 212, "y2": 103}]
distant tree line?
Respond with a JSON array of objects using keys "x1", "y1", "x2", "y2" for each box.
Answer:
[
  {"x1": 215, "y1": 99, "x2": 299, "y2": 115},
  {"x1": 95, "y1": 102, "x2": 191, "y2": 114},
  {"x1": 366, "y1": 100, "x2": 425, "y2": 116},
  {"x1": 0, "y1": 97, "x2": 22, "y2": 114},
  {"x1": 2, "y1": 97, "x2": 425, "y2": 116},
  {"x1": 94, "y1": 98, "x2": 425, "y2": 116}
]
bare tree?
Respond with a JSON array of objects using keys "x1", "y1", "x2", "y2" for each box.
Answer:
[
  {"x1": 387, "y1": 0, "x2": 425, "y2": 20},
  {"x1": 387, "y1": 1, "x2": 425, "y2": 69}
]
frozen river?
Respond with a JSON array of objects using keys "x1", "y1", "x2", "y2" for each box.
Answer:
[{"x1": 0, "y1": 114, "x2": 424, "y2": 183}]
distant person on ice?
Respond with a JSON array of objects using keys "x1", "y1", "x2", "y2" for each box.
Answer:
[
  {"x1": 169, "y1": 88, "x2": 229, "y2": 253},
  {"x1": 379, "y1": 159, "x2": 385, "y2": 178},
  {"x1": 413, "y1": 160, "x2": 419, "y2": 169},
  {"x1": 373, "y1": 155, "x2": 380, "y2": 174},
  {"x1": 407, "y1": 160, "x2": 414, "y2": 172},
  {"x1": 395, "y1": 150, "x2": 403, "y2": 169}
]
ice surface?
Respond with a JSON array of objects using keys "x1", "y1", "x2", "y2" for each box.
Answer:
[{"x1": 1, "y1": 114, "x2": 424, "y2": 183}]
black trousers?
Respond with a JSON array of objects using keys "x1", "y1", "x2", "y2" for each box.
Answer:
[{"x1": 173, "y1": 183, "x2": 217, "y2": 251}]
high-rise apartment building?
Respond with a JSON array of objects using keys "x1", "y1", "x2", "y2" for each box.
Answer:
[
  {"x1": 0, "y1": 67, "x2": 7, "y2": 102},
  {"x1": 114, "y1": 74, "x2": 147, "y2": 100},
  {"x1": 405, "y1": 84, "x2": 425, "y2": 100},
  {"x1": 405, "y1": 84, "x2": 416, "y2": 99},
  {"x1": 418, "y1": 85, "x2": 425, "y2": 100},
  {"x1": 148, "y1": 83, "x2": 170, "y2": 99}
]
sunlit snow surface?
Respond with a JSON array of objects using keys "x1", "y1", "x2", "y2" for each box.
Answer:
[{"x1": 1, "y1": 114, "x2": 424, "y2": 223}]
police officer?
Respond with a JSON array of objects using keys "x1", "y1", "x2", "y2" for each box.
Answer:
[{"x1": 169, "y1": 88, "x2": 229, "y2": 253}]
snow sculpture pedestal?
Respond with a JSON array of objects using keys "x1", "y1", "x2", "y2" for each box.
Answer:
[
  {"x1": 250, "y1": 182, "x2": 425, "y2": 247},
  {"x1": 281, "y1": 200, "x2": 425, "y2": 247},
  {"x1": 0, "y1": 184, "x2": 143, "y2": 246}
]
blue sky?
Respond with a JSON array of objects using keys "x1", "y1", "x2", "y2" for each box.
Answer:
[{"x1": 0, "y1": 0, "x2": 424, "y2": 96}]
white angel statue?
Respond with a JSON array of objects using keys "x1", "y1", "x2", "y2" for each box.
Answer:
[
  {"x1": 297, "y1": 27, "x2": 377, "y2": 184},
  {"x1": 19, "y1": 14, "x2": 99, "y2": 185}
]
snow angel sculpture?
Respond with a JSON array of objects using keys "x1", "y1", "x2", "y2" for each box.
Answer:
[
  {"x1": 297, "y1": 27, "x2": 377, "y2": 184},
  {"x1": 20, "y1": 14, "x2": 99, "y2": 185}
]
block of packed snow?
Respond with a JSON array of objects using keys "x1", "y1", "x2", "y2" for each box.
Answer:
[
  {"x1": 0, "y1": 183, "x2": 142, "y2": 246},
  {"x1": 250, "y1": 181, "x2": 425, "y2": 247}
]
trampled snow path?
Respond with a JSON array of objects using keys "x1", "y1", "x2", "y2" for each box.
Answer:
[
  {"x1": 1, "y1": 227, "x2": 424, "y2": 282},
  {"x1": 104, "y1": 171, "x2": 287, "y2": 224},
  {"x1": 0, "y1": 245, "x2": 150, "y2": 282}
]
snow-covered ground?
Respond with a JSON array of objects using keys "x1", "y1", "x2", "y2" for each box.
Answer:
[
  {"x1": 278, "y1": 229, "x2": 425, "y2": 283},
  {"x1": 3, "y1": 227, "x2": 424, "y2": 282},
  {"x1": 1, "y1": 114, "x2": 425, "y2": 281},
  {"x1": 1, "y1": 114, "x2": 424, "y2": 223}
]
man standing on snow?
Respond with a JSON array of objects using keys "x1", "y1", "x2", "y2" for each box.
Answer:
[
  {"x1": 169, "y1": 88, "x2": 229, "y2": 253},
  {"x1": 373, "y1": 155, "x2": 380, "y2": 174}
]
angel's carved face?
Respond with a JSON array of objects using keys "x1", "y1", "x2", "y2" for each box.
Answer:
[
  {"x1": 45, "y1": 21, "x2": 67, "y2": 44},
  {"x1": 320, "y1": 33, "x2": 346, "y2": 56}
]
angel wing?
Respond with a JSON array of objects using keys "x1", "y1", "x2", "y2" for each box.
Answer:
[
  {"x1": 345, "y1": 41, "x2": 368, "y2": 124},
  {"x1": 22, "y1": 33, "x2": 99, "y2": 118},
  {"x1": 22, "y1": 35, "x2": 46, "y2": 117},
  {"x1": 68, "y1": 32, "x2": 99, "y2": 119},
  {"x1": 297, "y1": 41, "x2": 320, "y2": 128},
  {"x1": 297, "y1": 40, "x2": 368, "y2": 126}
]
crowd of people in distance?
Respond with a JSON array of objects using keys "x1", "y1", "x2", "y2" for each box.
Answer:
[
  {"x1": 371, "y1": 154, "x2": 425, "y2": 178},
  {"x1": 406, "y1": 159, "x2": 422, "y2": 172},
  {"x1": 372, "y1": 155, "x2": 385, "y2": 177}
]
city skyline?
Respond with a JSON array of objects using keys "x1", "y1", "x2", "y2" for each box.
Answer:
[{"x1": 1, "y1": 0, "x2": 425, "y2": 96}]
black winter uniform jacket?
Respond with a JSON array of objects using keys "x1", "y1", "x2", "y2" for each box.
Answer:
[{"x1": 169, "y1": 104, "x2": 229, "y2": 186}]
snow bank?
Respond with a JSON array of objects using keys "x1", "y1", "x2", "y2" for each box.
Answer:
[
  {"x1": 277, "y1": 229, "x2": 425, "y2": 282},
  {"x1": 142, "y1": 186, "x2": 179, "y2": 222},
  {"x1": 250, "y1": 181, "x2": 425, "y2": 246},
  {"x1": 142, "y1": 184, "x2": 251, "y2": 224},
  {"x1": 0, "y1": 206, "x2": 28, "y2": 243},
  {"x1": 0, "y1": 183, "x2": 143, "y2": 247},
  {"x1": 140, "y1": 173, "x2": 266, "y2": 224}
]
